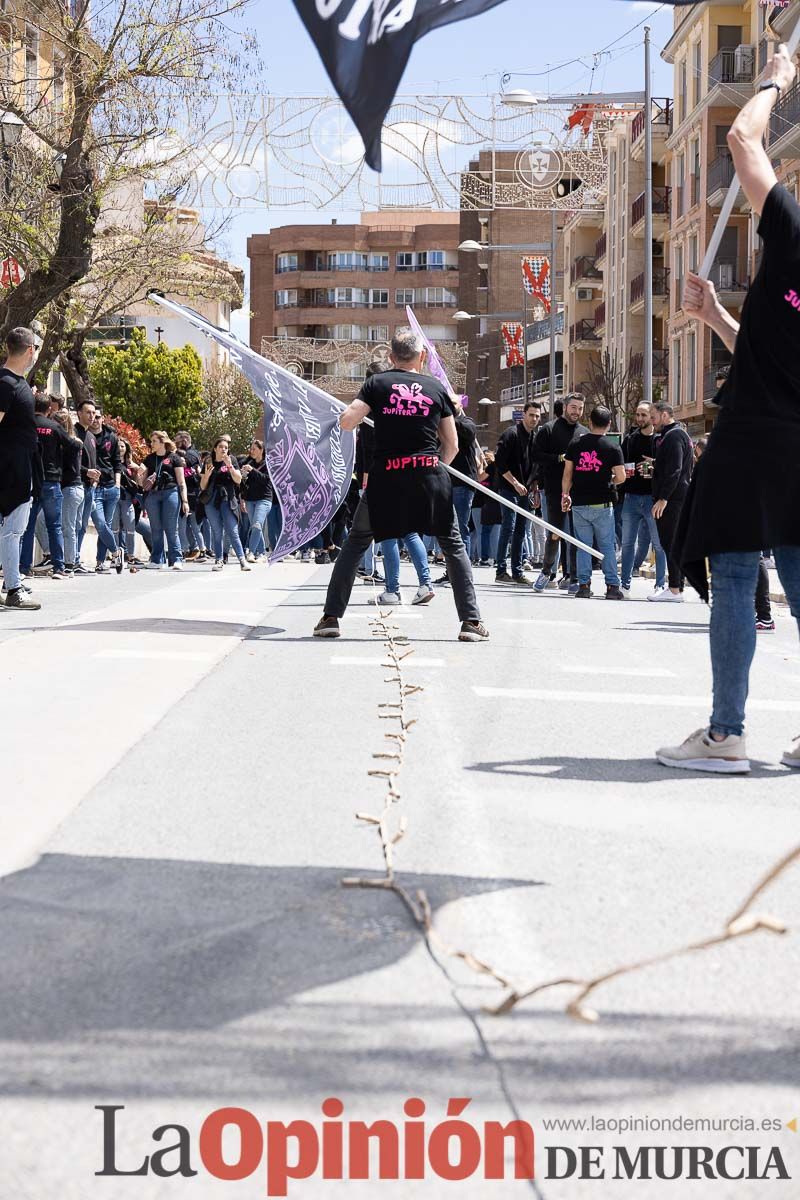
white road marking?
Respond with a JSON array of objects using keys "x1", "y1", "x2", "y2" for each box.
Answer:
[
  {"x1": 176, "y1": 608, "x2": 262, "y2": 624},
  {"x1": 343, "y1": 612, "x2": 423, "y2": 620},
  {"x1": 473, "y1": 687, "x2": 800, "y2": 712},
  {"x1": 501, "y1": 618, "x2": 581, "y2": 627},
  {"x1": 561, "y1": 664, "x2": 676, "y2": 678},
  {"x1": 331, "y1": 656, "x2": 444, "y2": 667},
  {"x1": 94, "y1": 649, "x2": 215, "y2": 663}
]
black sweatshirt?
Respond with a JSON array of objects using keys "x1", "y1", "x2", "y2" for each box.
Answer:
[
  {"x1": 35, "y1": 415, "x2": 74, "y2": 482},
  {"x1": 620, "y1": 428, "x2": 657, "y2": 496},
  {"x1": 532, "y1": 416, "x2": 590, "y2": 493},
  {"x1": 652, "y1": 423, "x2": 693, "y2": 502},
  {"x1": 61, "y1": 437, "x2": 83, "y2": 488},
  {"x1": 495, "y1": 423, "x2": 535, "y2": 488},
  {"x1": 94, "y1": 424, "x2": 122, "y2": 486},
  {"x1": 75, "y1": 423, "x2": 97, "y2": 485}
]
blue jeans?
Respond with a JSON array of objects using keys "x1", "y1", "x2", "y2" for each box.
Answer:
[
  {"x1": 77, "y1": 485, "x2": 94, "y2": 554},
  {"x1": 710, "y1": 548, "x2": 800, "y2": 737},
  {"x1": 61, "y1": 483, "x2": 84, "y2": 567},
  {"x1": 495, "y1": 484, "x2": 531, "y2": 577},
  {"x1": 452, "y1": 484, "x2": 473, "y2": 559},
  {"x1": 381, "y1": 534, "x2": 431, "y2": 593},
  {"x1": 267, "y1": 503, "x2": 282, "y2": 554},
  {"x1": 0, "y1": 499, "x2": 32, "y2": 591},
  {"x1": 621, "y1": 493, "x2": 666, "y2": 590},
  {"x1": 246, "y1": 498, "x2": 272, "y2": 556},
  {"x1": 206, "y1": 501, "x2": 245, "y2": 561},
  {"x1": 145, "y1": 489, "x2": 182, "y2": 565},
  {"x1": 92, "y1": 484, "x2": 119, "y2": 563},
  {"x1": 179, "y1": 509, "x2": 205, "y2": 554},
  {"x1": 571, "y1": 504, "x2": 620, "y2": 588},
  {"x1": 21, "y1": 482, "x2": 65, "y2": 573}
]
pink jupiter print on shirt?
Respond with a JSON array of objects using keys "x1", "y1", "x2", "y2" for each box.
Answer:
[{"x1": 383, "y1": 382, "x2": 434, "y2": 417}]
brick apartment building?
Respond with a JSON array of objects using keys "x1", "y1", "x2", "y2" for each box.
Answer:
[
  {"x1": 459, "y1": 151, "x2": 567, "y2": 448},
  {"x1": 247, "y1": 212, "x2": 460, "y2": 399}
]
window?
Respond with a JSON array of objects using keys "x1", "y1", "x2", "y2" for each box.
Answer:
[
  {"x1": 396, "y1": 252, "x2": 414, "y2": 271},
  {"x1": 368, "y1": 253, "x2": 389, "y2": 271},
  {"x1": 691, "y1": 139, "x2": 701, "y2": 206},
  {"x1": 679, "y1": 60, "x2": 687, "y2": 124},
  {"x1": 395, "y1": 288, "x2": 414, "y2": 306},
  {"x1": 423, "y1": 287, "x2": 446, "y2": 307},
  {"x1": 368, "y1": 289, "x2": 388, "y2": 308},
  {"x1": 676, "y1": 153, "x2": 686, "y2": 216},
  {"x1": 275, "y1": 289, "x2": 298, "y2": 308},
  {"x1": 335, "y1": 287, "x2": 363, "y2": 307},
  {"x1": 675, "y1": 243, "x2": 684, "y2": 310},
  {"x1": 672, "y1": 339, "x2": 682, "y2": 407},
  {"x1": 427, "y1": 250, "x2": 445, "y2": 270},
  {"x1": 689, "y1": 233, "x2": 698, "y2": 273},
  {"x1": 415, "y1": 251, "x2": 428, "y2": 269},
  {"x1": 276, "y1": 252, "x2": 298, "y2": 274},
  {"x1": 692, "y1": 41, "x2": 702, "y2": 107},
  {"x1": 717, "y1": 25, "x2": 742, "y2": 51},
  {"x1": 686, "y1": 328, "x2": 696, "y2": 403},
  {"x1": 368, "y1": 324, "x2": 388, "y2": 341},
  {"x1": 24, "y1": 25, "x2": 38, "y2": 113},
  {"x1": 328, "y1": 251, "x2": 367, "y2": 271}
]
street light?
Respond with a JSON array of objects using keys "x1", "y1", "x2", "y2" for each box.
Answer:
[{"x1": 502, "y1": 89, "x2": 540, "y2": 108}]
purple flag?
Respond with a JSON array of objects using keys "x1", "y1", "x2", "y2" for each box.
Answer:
[
  {"x1": 146, "y1": 294, "x2": 355, "y2": 563},
  {"x1": 405, "y1": 305, "x2": 457, "y2": 402}
]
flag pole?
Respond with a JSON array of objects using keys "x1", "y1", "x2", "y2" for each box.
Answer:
[
  {"x1": 146, "y1": 292, "x2": 603, "y2": 561},
  {"x1": 700, "y1": 20, "x2": 800, "y2": 280}
]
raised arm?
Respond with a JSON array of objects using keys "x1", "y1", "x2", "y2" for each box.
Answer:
[{"x1": 727, "y1": 44, "x2": 796, "y2": 216}]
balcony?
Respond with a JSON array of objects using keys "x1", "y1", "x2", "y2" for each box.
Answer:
[
  {"x1": 704, "y1": 363, "x2": 731, "y2": 402},
  {"x1": 499, "y1": 375, "x2": 565, "y2": 406},
  {"x1": 707, "y1": 152, "x2": 746, "y2": 209},
  {"x1": 701, "y1": 46, "x2": 755, "y2": 110},
  {"x1": 594, "y1": 232, "x2": 607, "y2": 265},
  {"x1": 631, "y1": 99, "x2": 673, "y2": 164},
  {"x1": 569, "y1": 319, "x2": 599, "y2": 348},
  {"x1": 708, "y1": 258, "x2": 749, "y2": 308},
  {"x1": 631, "y1": 187, "x2": 670, "y2": 237},
  {"x1": 570, "y1": 254, "x2": 603, "y2": 287},
  {"x1": 594, "y1": 301, "x2": 606, "y2": 332},
  {"x1": 630, "y1": 349, "x2": 668, "y2": 379},
  {"x1": 630, "y1": 267, "x2": 670, "y2": 315},
  {"x1": 769, "y1": 79, "x2": 800, "y2": 160}
]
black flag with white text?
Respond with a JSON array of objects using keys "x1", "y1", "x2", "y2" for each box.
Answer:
[{"x1": 291, "y1": 0, "x2": 510, "y2": 171}]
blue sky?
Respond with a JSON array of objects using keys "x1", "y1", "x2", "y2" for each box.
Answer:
[{"x1": 221, "y1": 0, "x2": 676, "y2": 333}]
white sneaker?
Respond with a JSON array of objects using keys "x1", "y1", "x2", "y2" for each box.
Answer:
[
  {"x1": 171, "y1": 562, "x2": 183, "y2": 571},
  {"x1": 145, "y1": 561, "x2": 163, "y2": 570},
  {"x1": 647, "y1": 588, "x2": 684, "y2": 602},
  {"x1": 369, "y1": 590, "x2": 402, "y2": 606},
  {"x1": 212, "y1": 560, "x2": 224, "y2": 572},
  {"x1": 412, "y1": 584, "x2": 435, "y2": 606},
  {"x1": 621, "y1": 586, "x2": 631, "y2": 598},
  {"x1": 781, "y1": 736, "x2": 800, "y2": 769},
  {"x1": 656, "y1": 727, "x2": 750, "y2": 774}
]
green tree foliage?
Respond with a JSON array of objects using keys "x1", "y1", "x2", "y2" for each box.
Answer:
[
  {"x1": 89, "y1": 329, "x2": 204, "y2": 436},
  {"x1": 189, "y1": 362, "x2": 263, "y2": 455}
]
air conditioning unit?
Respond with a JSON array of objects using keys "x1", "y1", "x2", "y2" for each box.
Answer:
[
  {"x1": 576, "y1": 287, "x2": 594, "y2": 301},
  {"x1": 734, "y1": 44, "x2": 755, "y2": 81}
]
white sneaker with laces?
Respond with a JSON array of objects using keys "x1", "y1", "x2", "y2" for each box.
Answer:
[
  {"x1": 369, "y1": 590, "x2": 401, "y2": 606},
  {"x1": 621, "y1": 586, "x2": 631, "y2": 598},
  {"x1": 657, "y1": 727, "x2": 749, "y2": 774},
  {"x1": 648, "y1": 587, "x2": 684, "y2": 603},
  {"x1": 781, "y1": 735, "x2": 800, "y2": 769},
  {"x1": 412, "y1": 584, "x2": 435, "y2": 606}
]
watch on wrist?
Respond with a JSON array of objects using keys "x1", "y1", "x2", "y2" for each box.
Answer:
[{"x1": 758, "y1": 81, "x2": 782, "y2": 99}]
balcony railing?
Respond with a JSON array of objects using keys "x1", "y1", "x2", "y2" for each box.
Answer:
[
  {"x1": 708, "y1": 151, "x2": 735, "y2": 196},
  {"x1": 594, "y1": 301, "x2": 606, "y2": 327},
  {"x1": 631, "y1": 187, "x2": 670, "y2": 228},
  {"x1": 500, "y1": 375, "x2": 565, "y2": 406},
  {"x1": 708, "y1": 258, "x2": 748, "y2": 293},
  {"x1": 631, "y1": 99, "x2": 673, "y2": 147},
  {"x1": 630, "y1": 349, "x2": 669, "y2": 378},
  {"x1": 570, "y1": 255, "x2": 602, "y2": 284},
  {"x1": 769, "y1": 78, "x2": 800, "y2": 151},
  {"x1": 569, "y1": 319, "x2": 599, "y2": 345},
  {"x1": 630, "y1": 267, "x2": 670, "y2": 307},
  {"x1": 709, "y1": 47, "x2": 754, "y2": 86},
  {"x1": 594, "y1": 232, "x2": 607, "y2": 261},
  {"x1": 704, "y1": 364, "x2": 731, "y2": 399}
]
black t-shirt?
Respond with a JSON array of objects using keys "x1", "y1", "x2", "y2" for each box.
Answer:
[
  {"x1": 61, "y1": 437, "x2": 83, "y2": 488},
  {"x1": 0, "y1": 368, "x2": 37, "y2": 456},
  {"x1": 360, "y1": 369, "x2": 454, "y2": 460},
  {"x1": 36, "y1": 414, "x2": 73, "y2": 482},
  {"x1": 451, "y1": 414, "x2": 478, "y2": 480},
  {"x1": 205, "y1": 459, "x2": 239, "y2": 506},
  {"x1": 566, "y1": 433, "x2": 623, "y2": 506},
  {"x1": 621, "y1": 428, "x2": 657, "y2": 496},
  {"x1": 180, "y1": 447, "x2": 202, "y2": 496},
  {"x1": 143, "y1": 452, "x2": 184, "y2": 491},
  {"x1": 719, "y1": 183, "x2": 800, "y2": 422},
  {"x1": 240, "y1": 456, "x2": 273, "y2": 502}
]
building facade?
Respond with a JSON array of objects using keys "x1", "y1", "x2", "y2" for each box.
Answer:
[
  {"x1": 662, "y1": 0, "x2": 800, "y2": 434},
  {"x1": 247, "y1": 212, "x2": 460, "y2": 399}
]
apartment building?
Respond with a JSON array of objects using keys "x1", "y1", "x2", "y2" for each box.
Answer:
[
  {"x1": 459, "y1": 150, "x2": 566, "y2": 447},
  {"x1": 247, "y1": 212, "x2": 460, "y2": 399},
  {"x1": 661, "y1": 0, "x2": 800, "y2": 434}
]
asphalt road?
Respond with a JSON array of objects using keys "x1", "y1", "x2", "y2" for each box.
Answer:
[{"x1": 2, "y1": 558, "x2": 799, "y2": 1199}]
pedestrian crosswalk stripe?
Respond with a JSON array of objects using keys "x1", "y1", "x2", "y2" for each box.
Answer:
[
  {"x1": 473, "y1": 687, "x2": 800, "y2": 712},
  {"x1": 561, "y1": 665, "x2": 676, "y2": 678}
]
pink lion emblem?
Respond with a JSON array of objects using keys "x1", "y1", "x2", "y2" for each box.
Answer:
[
  {"x1": 384, "y1": 382, "x2": 434, "y2": 417},
  {"x1": 576, "y1": 450, "x2": 603, "y2": 472}
]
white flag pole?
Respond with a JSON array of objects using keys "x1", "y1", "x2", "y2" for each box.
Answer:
[
  {"x1": 700, "y1": 21, "x2": 800, "y2": 280},
  {"x1": 146, "y1": 293, "x2": 603, "y2": 561}
]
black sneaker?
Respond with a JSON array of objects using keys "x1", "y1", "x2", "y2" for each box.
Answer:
[
  {"x1": 72, "y1": 563, "x2": 91, "y2": 575},
  {"x1": 494, "y1": 572, "x2": 513, "y2": 584},
  {"x1": 605, "y1": 585, "x2": 625, "y2": 600},
  {"x1": 313, "y1": 615, "x2": 341, "y2": 638},
  {"x1": 458, "y1": 620, "x2": 490, "y2": 642},
  {"x1": 315, "y1": 551, "x2": 331, "y2": 564},
  {"x1": 575, "y1": 584, "x2": 592, "y2": 599},
  {"x1": 511, "y1": 574, "x2": 534, "y2": 587},
  {"x1": 756, "y1": 618, "x2": 775, "y2": 632},
  {"x1": 5, "y1": 588, "x2": 41, "y2": 611},
  {"x1": 433, "y1": 573, "x2": 450, "y2": 587},
  {"x1": 115, "y1": 547, "x2": 125, "y2": 574},
  {"x1": 361, "y1": 572, "x2": 384, "y2": 585}
]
